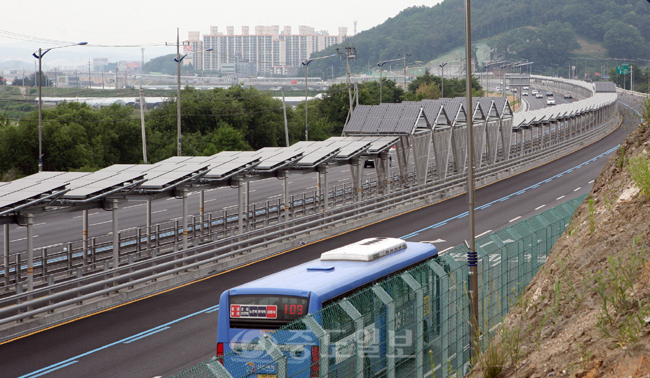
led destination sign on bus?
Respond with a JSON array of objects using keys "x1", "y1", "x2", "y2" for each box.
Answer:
[
  {"x1": 230, "y1": 305, "x2": 278, "y2": 319},
  {"x1": 228, "y1": 294, "x2": 309, "y2": 324}
]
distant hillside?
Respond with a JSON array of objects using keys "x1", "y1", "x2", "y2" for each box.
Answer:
[{"x1": 310, "y1": 0, "x2": 650, "y2": 74}]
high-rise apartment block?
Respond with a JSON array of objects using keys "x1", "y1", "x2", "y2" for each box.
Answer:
[{"x1": 184, "y1": 26, "x2": 348, "y2": 76}]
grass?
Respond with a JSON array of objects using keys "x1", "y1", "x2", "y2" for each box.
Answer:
[{"x1": 628, "y1": 155, "x2": 650, "y2": 197}]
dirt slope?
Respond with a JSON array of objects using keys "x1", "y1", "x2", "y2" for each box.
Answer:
[{"x1": 471, "y1": 116, "x2": 650, "y2": 377}]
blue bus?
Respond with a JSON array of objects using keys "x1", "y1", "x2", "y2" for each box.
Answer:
[{"x1": 216, "y1": 237, "x2": 440, "y2": 377}]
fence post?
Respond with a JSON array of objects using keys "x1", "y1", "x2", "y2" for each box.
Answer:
[
  {"x1": 339, "y1": 299, "x2": 364, "y2": 378},
  {"x1": 372, "y1": 286, "x2": 396, "y2": 378},
  {"x1": 303, "y1": 316, "x2": 330, "y2": 377},
  {"x1": 427, "y1": 260, "x2": 449, "y2": 377},
  {"x1": 259, "y1": 335, "x2": 287, "y2": 378},
  {"x1": 401, "y1": 272, "x2": 424, "y2": 378}
]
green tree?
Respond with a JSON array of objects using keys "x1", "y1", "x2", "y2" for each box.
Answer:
[{"x1": 603, "y1": 21, "x2": 649, "y2": 59}]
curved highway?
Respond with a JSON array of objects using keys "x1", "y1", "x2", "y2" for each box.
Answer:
[{"x1": 0, "y1": 95, "x2": 642, "y2": 378}]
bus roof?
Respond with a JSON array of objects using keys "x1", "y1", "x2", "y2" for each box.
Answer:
[{"x1": 228, "y1": 241, "x2": 437, "y2": 303}]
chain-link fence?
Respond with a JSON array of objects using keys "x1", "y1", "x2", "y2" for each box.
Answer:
[{"x1": 170, "y1": 194, "x2": 587, "y2": 378}]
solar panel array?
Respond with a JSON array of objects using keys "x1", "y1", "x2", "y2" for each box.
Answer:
[
  {"x1": 344, "y1": 103, "x2": 425, "y2": 135},
  {"x1": 512, "y1": 92, "x2": 617, "y2": 128}
]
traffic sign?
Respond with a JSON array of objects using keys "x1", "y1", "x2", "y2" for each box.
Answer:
[{"x1": 616, "y1": 65, "x2": 629, "y2": 75}]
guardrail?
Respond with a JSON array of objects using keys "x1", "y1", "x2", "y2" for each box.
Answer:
[{"x1": 0, "y1": 113, "x2": 619, "y2": 337}]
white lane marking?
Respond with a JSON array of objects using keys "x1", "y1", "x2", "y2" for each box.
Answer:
[
  {"x1": 125, "y1": 204, "x2": 145, "y2": 209},
  {"x1": 34, "y1": 222, "x2": 46, "y2": 226},
  {"x1": 223, "y1": 205, "x2": 237, "y2": 210},
  {"x1": 90, "y1": 220, "x2": 112, "y2": 226},
  {"x1": 556, "y1": 195, "x2": 565, "y2": 200},
  {"x1": 420, "y1": 239, "x2": 446, "y2": 244},
  {"x1": 269, "y1": 194, "x2": 283, "y2": 198},
  {"x1": 535, "y1": 205, "x2": 546, "y2": 211},
  {"x1": 573, "y1": 187, "x2": 581, "y2": 192},
  {"x1": 475, "y1": 230, "x2": 492, "y2": 238},
  {"x1": 170, "y1": 217, "x2": 182, "y2": 221},
  {"x1": 509, "y1": 216, "x2": 522, "y2": 223},
  {"x1": 205, "y1": 199, "x2": 217, "y2": 202},
  {"x1": 588, "y1": 180, "x2": 594, "y2": 184},
  {"x1": 306, "y1": 186, "x2": 317, "y2": 190},
  {"x1": 72, "y1": 212, "x2": 100, "y2": 219},
  {"x1": 10, "y1": 235, "x2": 39, "y2": 242},
  {"x1": 152, "y1": 209, "x2": 168, "y2": 214}
]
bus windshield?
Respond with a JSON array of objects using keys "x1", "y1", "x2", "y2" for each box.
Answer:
[{"x1": 228, "y1": 294, "x2": 310, "y2": 329}]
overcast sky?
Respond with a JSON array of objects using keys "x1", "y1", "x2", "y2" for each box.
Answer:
[{"x1": 1, "y1": 0, "x2": 439, "y2": 47}]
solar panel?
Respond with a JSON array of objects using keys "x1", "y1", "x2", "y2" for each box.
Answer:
[{"x1": 64, "y1": 171, "x2": 146, "y2": 200}]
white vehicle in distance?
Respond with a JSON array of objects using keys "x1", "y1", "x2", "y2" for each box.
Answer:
[
  {"x1": 536, "y1": 93, "x2": 544, "y2": 98},
  {"x1": 523, "y1": 91, "x2": 528, "y2": 96},
  {"x1": 531, "y1": 89, "x2": 539, "y2": 94},
  {"x1": 523, "y1": 86, "x2": 529, "y2": 90},
  {"x1": 547, "y1": 98, "x2": 555, "y2": 105},
  {"x1": 564, "y1": 93, "x2": 573, "y2": 99},
  {"x1": 546, "y1": 91, "x2": 553, "y2": 96}
]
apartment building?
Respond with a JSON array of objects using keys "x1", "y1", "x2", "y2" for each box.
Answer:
[{"x1": 184, "y1": 25, "x2": 348, "y2": 76}]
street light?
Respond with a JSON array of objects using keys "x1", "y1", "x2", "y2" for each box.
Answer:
[
  {"x1": 33, "y1": 41, "x2": 87, "y2": 172},
  {"x1": 173, "y1": 29, "x2": 212, "y2": 156},
  {"x1": 377, "y1": 57, "x2": 406, "y2": 103},
  {"x1": 439, "y1": 62, "x2": 448, "y2": 97},
  {"x1": 301, "y1": 54, "x2": 335, "y2": 141}
]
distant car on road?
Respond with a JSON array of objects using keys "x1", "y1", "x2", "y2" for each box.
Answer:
[
  {"x1": 536, "y1": 93, "x2": 544, "y2": 98},
  {"x1": 531, "y1": 89, "x2": 538, "y2": 94},
  {"x1": 546, "y1": 98, "x2": 555, "y2": 105},
  {"x1": 564, "y1": 93, "x2": 573, "y2": 99},
  {"x1": 546, "y1": 91, "x2": 553, "y2": 96},
  {"x1": 523, "y1": 91, "x2": 528, "y2": 96},
  {"x1": 523, "y1": 86, "x2": 529, "y2": 90}
]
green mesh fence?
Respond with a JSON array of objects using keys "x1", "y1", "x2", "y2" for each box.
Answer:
[{"x1": 170, "y1": 194, "x2": 587, "y2": 378}]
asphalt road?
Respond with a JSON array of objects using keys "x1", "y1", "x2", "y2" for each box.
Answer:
[{"x1": 0, "y1": 96, "x2": 641, "y2": 378}]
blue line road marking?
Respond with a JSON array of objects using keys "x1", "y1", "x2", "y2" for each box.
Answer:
[
  {"x1": 400, "y1": 146, "x2": 618, "y2": 240},
  {"x1": 20, "y1": 304, "x2": 220, "y2": 377}
]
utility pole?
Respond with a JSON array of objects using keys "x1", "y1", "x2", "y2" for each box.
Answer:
[
  {"x1": 115, "y1": 64, "x2": 119, "y2": 90},
  {"x1": 139, "y1": 86, "x2": 147, "y2": 163},
  {"x1": 336, "y1": 44, "x2": 357, "y2": 126},
  {"x1": 399, "y1": 52, "x2": 412, "y2": 90},
  {"x1": 141, "y1": 48, "x2": 145, "y2": 74},
  {"x1": 176, "y1": 28, "x2": 182, "y2": 156},
  {"x1": 464, "y1": 0, "x2": 479, "y2": 363},
  {"x1": 88, "y1": 60, "x2": 92, "y2": 89},
  {"x1": 54, "y1": 67, "x2": 57, "y2": 97}
]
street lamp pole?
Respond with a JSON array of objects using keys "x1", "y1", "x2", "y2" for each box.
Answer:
[
  {"x1": 302, "y1": 54, "x2": 336, "y2": 141},
  {"x1": 33, "y1": 41, "x2": 87, "y2": 172},
  {"x1": 171, "y1": 28, "x2": 212, "y2": 155},
  {"x1": 439, "y1": 62, "x2": 448, "y2": 97},
  {"x1": 377, "y1": 57, "x2": 406, "y2": 103}
]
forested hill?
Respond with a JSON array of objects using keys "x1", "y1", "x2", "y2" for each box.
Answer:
[{"x1": 312, "y1": 0, "x2": 650, "y2": 71}]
